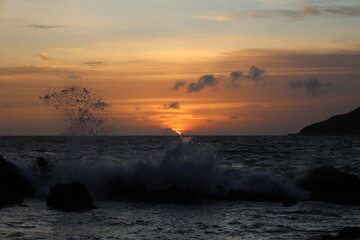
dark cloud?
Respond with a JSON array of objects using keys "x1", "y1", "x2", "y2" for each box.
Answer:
[
  {"x1": 187, "y1": 74, "x2": 218, "y2": 93},
  {"x1": 2, "y1": 103, "x2": 11, "y2": 108},
  {"x1": 24, "y1": 24, "x2": 64, "y2": 29},
  {"x1": 246, "y1": 66, "x2": 265, "y2": 80},
  {"x1": 170, "y1": 66, "x2": 266, "y2": 93},
  {"x1": 288, "y1": 77, "x2": 335, "y2": 96},
  {"x1": 162, "y1": 101, "x2": 180, "y2": 109},
  {"x1": 230, "y1": 71, "x2": 243, "y2": 88},
  {"x1": 206, "y1": 119, "x2": 213, "y2": 123},
  {"x1": 83, "y1": 62, "x2": 104, "y2": 68},
  {"x1": 247, "y1": 5, "x2": 360, "y2": 21},
  {"x1": 170, "y1": 80, "x2": 186, "y2": 91},
  {"x1": 229, "y1": 116, "x2": 238, "y2": 119}
]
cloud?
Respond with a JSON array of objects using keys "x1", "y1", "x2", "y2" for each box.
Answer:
[
  {"x1": 198, "y1": 4, "x2": 360, "y2": 22},
  {"x1": 170, "y1": 66, "x2": 266, "y2": 93},
  {"x1": 2, "y1": 103, "x2": 10, "y2": 108},
  {"x1": 246, "y1": 66, "x2": 265, "y2": 80},
  {"x1": 170, "y1": 80, "x2": 186, "y2": 91},
  {"x1": 187, "y1": 74, "x2": 219, "y2": 93},
  {"x1": 195, "y1": 15, "x2": 234, "y2": 22},
  {"x1": 288, "y1": 77, "x2": 335, "y2": 96},
  {"x1": 92, "y1": 101, "x2": 110, "y2": 109},
  {"x1": 248, "y1": 5, "x2": 360, "y2": 20},
  {"x1": 206, "y1": 119, "x2": 213, "y2": 123},
  {"x1": 230, "y1": 71, "x2": 243, "y2": 88},
  {"x1": 24, "y1": 24, "x2": 64, "y2": 30},
  {"x1": 229, "y1": 116, "x2": 238, "y2": 119},
  {"x1": 0, "y1": 66, "x2": 69, "y2": 76},
  {"x1": 66, "y1": 72, "x2": 82, "y2": 80},
  {"x1": 38, "y1": 52, "x2": 51, "y2": 63},
  {"x1": 162, "y1": 101, "x2": 180, "y2": 109},
  {"x1": 83, "y1": 62, "x2": 104, "y2": 68}
]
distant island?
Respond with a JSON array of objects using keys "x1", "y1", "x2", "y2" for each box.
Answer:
[{"x1": 296, "y1": 106, "x2": 360, "y2": 136}]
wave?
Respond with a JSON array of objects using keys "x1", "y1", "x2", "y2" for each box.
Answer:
[{"x1": 16, "y1": 137, "x2": 308, "y2": 202}]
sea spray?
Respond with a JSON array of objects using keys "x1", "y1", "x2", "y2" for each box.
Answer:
[
  {"x1": 40, "y1": 85, "x2": 111, "y2": 136},
  {"x1": 22, "y1": 137, "x2": 308, "y2": 201}
]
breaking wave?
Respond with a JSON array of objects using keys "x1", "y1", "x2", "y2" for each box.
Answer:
[{"x1": 18, "y1": 137, "x2": 308, "y2": 202}]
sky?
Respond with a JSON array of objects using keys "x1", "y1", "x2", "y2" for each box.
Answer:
[{"x1": 0, "y1": 0, "x2": 360, "y2": 135}]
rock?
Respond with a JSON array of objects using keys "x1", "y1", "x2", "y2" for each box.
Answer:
[
  {"x1": 0, "y1": 155, "x2": 35, "y2": 207},
  {"x1": 224, "y1": 189, "x2": 285, "y2": 202},
  {"x1": 297, "y1": 106, "x2": 360, "y2": 136},
  {"x1": 336, "y1": 226, "x2": 360, "y2": 240},
  {"x1": 297, "y1": 165, "x2": 360, "y2": 205},
  {"x1": 283, "y1": 198, "x2": 298, "y2": 207},
  {"x1": 46, "y1": 182, "x2": 94, "y2": 211},
  {"x1": 316, "y1": 235, "x2": 336, "y2": 240}
]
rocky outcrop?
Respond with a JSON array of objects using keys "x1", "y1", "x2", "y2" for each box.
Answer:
[
  {"x1": 336, "y1": 226, "x2": 360, "y2": 240},
  {"x1": 297, "y1": 106, "x2": 360, "y2": 136},
  {"x1": 46, "y1": 182, "x2": 94, "y2": 211},
  {"x1": 297, "y1": 165, "x2": 360, "y2": 205},
  {"x1": 315, "y1": 226, "x2": 360, "y2": 240},
  {"x1": 0, "y1": 155, "x2": 35, "y2": 208}
]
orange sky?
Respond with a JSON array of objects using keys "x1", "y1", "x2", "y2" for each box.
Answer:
[{"x1": 1, "y1": 0, "x2": 360, "y2": 135}]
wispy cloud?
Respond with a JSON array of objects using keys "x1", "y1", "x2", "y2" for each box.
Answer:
[
  {"x1": 249, "y1": 5, "x2": 360, "y2": 20},
  {"x1": 23, "y1": 24, "x2": 64, "y2": 29},
  {"x1": 195, "y1": 15, "x2": 234, "y2": 22},
  {"x1": 288, "y1": 77, "x2": 335, "y2": 96},
  {"x1": 38, "y1": 52, "x2": 51, "y2": 63},
  {"x1": 197, "y1": 4, "x2": 360, "y2": 22},
  {"x1": 83, "y1": 62, "x2": 104, "y2": 68}
]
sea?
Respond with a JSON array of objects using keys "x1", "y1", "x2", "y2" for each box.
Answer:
[{"x1": 0, "y1": 136, "x2": 359, "y2": 240}]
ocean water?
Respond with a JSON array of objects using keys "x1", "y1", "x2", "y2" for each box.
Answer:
[{"x1": 0, "y1": 136, "x2": 359, "y2": 239}]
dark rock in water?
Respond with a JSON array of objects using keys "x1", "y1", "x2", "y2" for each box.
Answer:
[
  {"x1": 336, "y1": 226, "x2": 360, "y2": 240},
  {"x1": 108, "y1": 178, "x2": 197, "y2": 203},
  {"x1": 224, "y1": 189, "x2": 285, "y2": 202},
  {"x1": 47, "y1": 182, "x2": 94, "y2": 211},
  {"x1": 297, "y1": 106, "x2": 360, "y2": 135},
  {"x1": 283, "y1": 198, "x2": 298, "y2": 207},
  {"x1": 0, "y1": 155, "x2": 35, "y2": 207},
  {"x1": 297, "y1": 165, "x2": 360, "y2": 205},
  {"x1": 316, "y1": 235, "x2": 336, "y2": 240}
]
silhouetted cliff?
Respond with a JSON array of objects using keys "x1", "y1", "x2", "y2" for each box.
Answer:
[{"x1": 297, "y1": 106, "x2": 360, "y2": 136}]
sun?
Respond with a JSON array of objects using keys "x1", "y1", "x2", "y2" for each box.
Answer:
[{"x1": 174, "y1": 129, "x2": 183, "y2": 135}]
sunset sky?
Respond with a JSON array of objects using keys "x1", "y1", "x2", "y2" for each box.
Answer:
[{"x1": 0, "y1": 0, "x2": 360, "y2": 135}]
